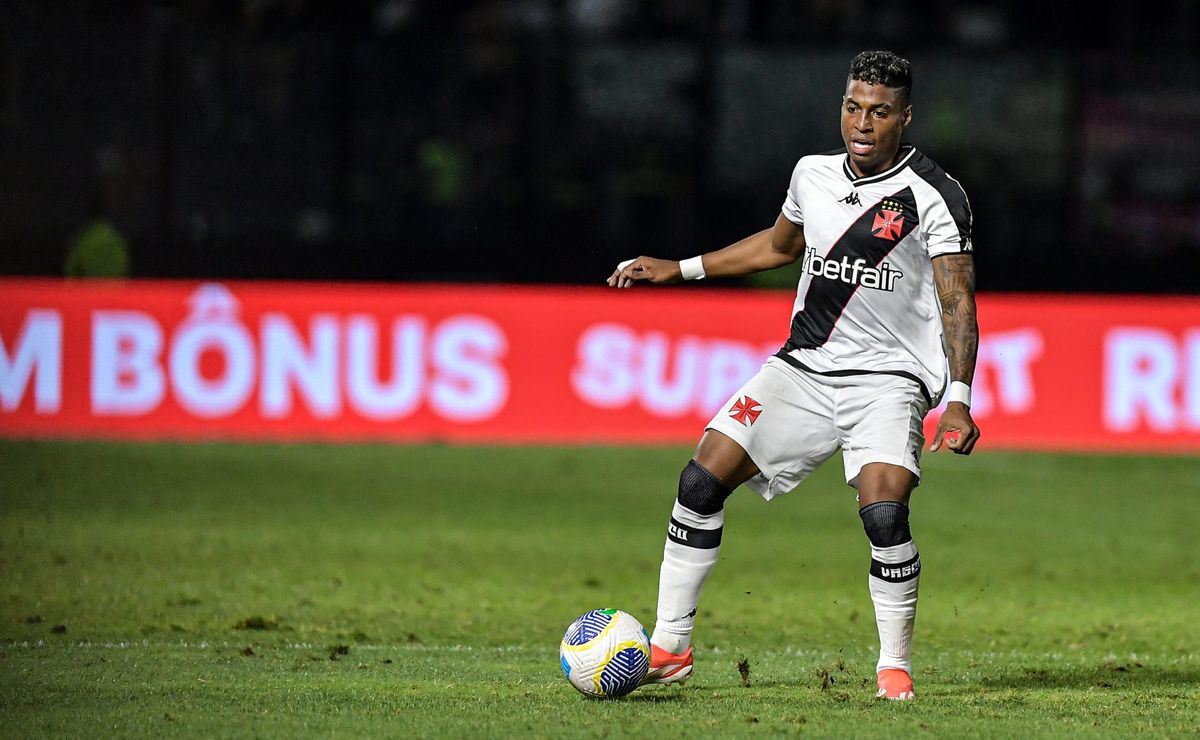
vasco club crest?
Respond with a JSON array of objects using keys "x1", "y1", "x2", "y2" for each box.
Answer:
[{"x1": 871, "y1": 198, "x2": 906, "y2": 241}]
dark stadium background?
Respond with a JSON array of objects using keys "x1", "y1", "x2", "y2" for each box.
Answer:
[{"x1": 2, "y1": 1, "x2": 1198, "y2": 294}]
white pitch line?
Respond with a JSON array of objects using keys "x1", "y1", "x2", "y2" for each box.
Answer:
[
  {"x1": 1, "y1": 639, "x2": 550, "y2": 653},
  {"x1": 2, "y1": 640, "x2": 1196, "y2": 667}
]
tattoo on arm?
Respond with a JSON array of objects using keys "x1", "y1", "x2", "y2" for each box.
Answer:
[{"x1": 934, "y1": 254, "x2": 978, "y2": 384}]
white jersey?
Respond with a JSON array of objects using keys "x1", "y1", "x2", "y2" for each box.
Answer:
[{"x1": 776, "y1": 145, "x2": 973, "y2": 405}]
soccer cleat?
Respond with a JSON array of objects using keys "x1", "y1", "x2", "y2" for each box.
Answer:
[
  {"x1": 875, "y1": 668, "x2": 915, "y2": 700},
  {"x1": 641, "y1": 644, "x2": 693, "y2": 685}
]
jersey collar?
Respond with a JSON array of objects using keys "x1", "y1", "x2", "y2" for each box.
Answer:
[{"x1": 842, "y1": 145, "x2": 916, "y2": 186}]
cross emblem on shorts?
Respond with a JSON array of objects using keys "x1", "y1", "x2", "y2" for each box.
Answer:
[{"x1": 729, "y1": 396, "x2": 763, "y2": 426}]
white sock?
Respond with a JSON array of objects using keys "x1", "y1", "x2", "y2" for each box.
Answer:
[
  {"x1": 868, "y1": 540, "x2": 920, "y2": 674},
  {"x1": 651, "y1": 500, "x2": 723, "y2": 654}
]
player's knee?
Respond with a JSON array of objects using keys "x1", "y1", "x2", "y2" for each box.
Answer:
[
  {"x1": 859, "y1": 501, "x2": 912, "y2": 547},
  {"x1": 677, "y1": 460, "x2": 732, "y2": 516}
]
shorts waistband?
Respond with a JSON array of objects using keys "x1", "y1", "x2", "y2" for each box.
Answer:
[{"x1": 773, "y1": 350, "x2": 933, "y2": 407}]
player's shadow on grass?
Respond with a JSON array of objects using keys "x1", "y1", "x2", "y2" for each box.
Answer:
[
  {"x1": 624, "y1": 691, "x2": 687, "y2": 703},
  {"x1": 633, "y1": 680, "x2": 809, "y2": 696},
  {"x1": 955, "y1": 663, "x2": 1200, "y2": 691}
]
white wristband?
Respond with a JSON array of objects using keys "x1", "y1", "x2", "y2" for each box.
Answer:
[
  {"x1": 679, "y1": 256, "x2": 706, "y2": 280},
  {"x1": 947, "y1": 381, "x2": 972, "y2": 408}
]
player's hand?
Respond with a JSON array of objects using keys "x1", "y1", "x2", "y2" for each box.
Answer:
[
  {"x1": 929, "y1": 403, "x2": 979, "y2": 454},
  {"x1": 606, "y1": 257, "x2": 683, "y2": 288}
]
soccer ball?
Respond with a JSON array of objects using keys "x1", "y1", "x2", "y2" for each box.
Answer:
[{"x1": 559, "y1": 608, "x2": 651, "y2": 698}]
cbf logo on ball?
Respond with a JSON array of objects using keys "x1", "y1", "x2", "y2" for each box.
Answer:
[{"x1": 559, "y1": 609, "x2": 650, "y2": 698}]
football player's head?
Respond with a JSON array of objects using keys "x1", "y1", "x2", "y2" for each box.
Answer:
[
  {"x1": 841, "y1": 51, "x2": 913, "y2": 177},
  {"x1": 847, "y1": 50, "x2": 912, "y2": 105}
]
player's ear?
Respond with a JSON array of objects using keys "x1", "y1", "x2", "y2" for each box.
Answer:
[{"x1": 902, "y1": 105, "x2": 912, "y2": 128}]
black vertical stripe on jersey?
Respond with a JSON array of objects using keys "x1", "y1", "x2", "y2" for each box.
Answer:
[
  {"x1": 908, "y1": 150, "x2": 972, "y2": 249},
  {"x1": 784, "y1": 187, "x2": 919, "y2": 350}
]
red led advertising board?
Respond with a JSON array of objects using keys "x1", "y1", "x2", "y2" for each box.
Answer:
[{"x1": 2, "y1": 279, "x2": 1197, "y2": 452}]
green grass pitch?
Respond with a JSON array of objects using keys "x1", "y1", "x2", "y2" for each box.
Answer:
[{"x1": 2, "y1": 439, "x2": 1198, "y2": 737}]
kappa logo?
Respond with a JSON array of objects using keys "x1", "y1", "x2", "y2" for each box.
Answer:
[
  {"x1": 871, "y1": 198, "x2": 906, "y2": 241},
  {"x1": 729, "y1": 395, "x2": 763, "y2": 426},
  {"x1": 839, "y1": 191, "x2": 862, "y2": 206}
]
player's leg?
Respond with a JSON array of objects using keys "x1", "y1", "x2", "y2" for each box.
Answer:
[
  {"x1": 839, "y1": 375, "x2": 929, "y2": 700},
  {"x1": 857, "y1": 463, "x2": 920, "y2": 699},
  {"x1": 646, "y1": 358, "x2": 838, "y2": 685},
  {"x1": 646, "y1": 429, "x2": 758, "y2": 683}
]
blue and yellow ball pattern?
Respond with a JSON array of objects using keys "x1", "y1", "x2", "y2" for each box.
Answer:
[{"x1": 559, "y1": 608, "x2": 651, "y2": 698}]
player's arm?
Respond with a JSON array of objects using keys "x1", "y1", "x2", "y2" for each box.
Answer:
[
  {"x1": 930, "y1": 253, "x2": 980, "y2": 454},
  {"x1": 607, "y1": 213, "x2": 806, "y2": 288}
]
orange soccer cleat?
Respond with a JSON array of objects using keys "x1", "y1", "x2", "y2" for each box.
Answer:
[
  {"x1": 641, "y1": 644, "x2": 693, "y2": 685},
  {"x1": 876, "y1": 668, "x2": 915, "y2": 700}
]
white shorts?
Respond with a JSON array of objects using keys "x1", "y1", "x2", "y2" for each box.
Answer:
[{"x1": 705, "y1": 357, "x2": 931, "y2": 500}]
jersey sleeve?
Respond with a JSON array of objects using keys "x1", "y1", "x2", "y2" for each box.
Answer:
[
  {"x1": 780, "y1": 159, "x2": 806, "y2": 225},
  {"x1": 923, "y1": 176, "x2": 973, "y2": 258}
]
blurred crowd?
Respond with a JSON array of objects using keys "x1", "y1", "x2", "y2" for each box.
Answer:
[{"x1": 2, "y1": 1, "x2": 1198, "y2": 292}]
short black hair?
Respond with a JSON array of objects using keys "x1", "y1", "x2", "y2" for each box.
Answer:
[{"x1": 848, "y1": 50, "x2": 912, "y2": 102}]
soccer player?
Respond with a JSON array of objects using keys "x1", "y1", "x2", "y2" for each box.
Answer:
[{"x1": 607, "y1": 50, "x2": 979, "y2": 700}]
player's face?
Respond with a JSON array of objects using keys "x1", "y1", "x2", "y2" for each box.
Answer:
[{"x1": 841, "y1": 80, "x2": 912, "y2": 177}]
